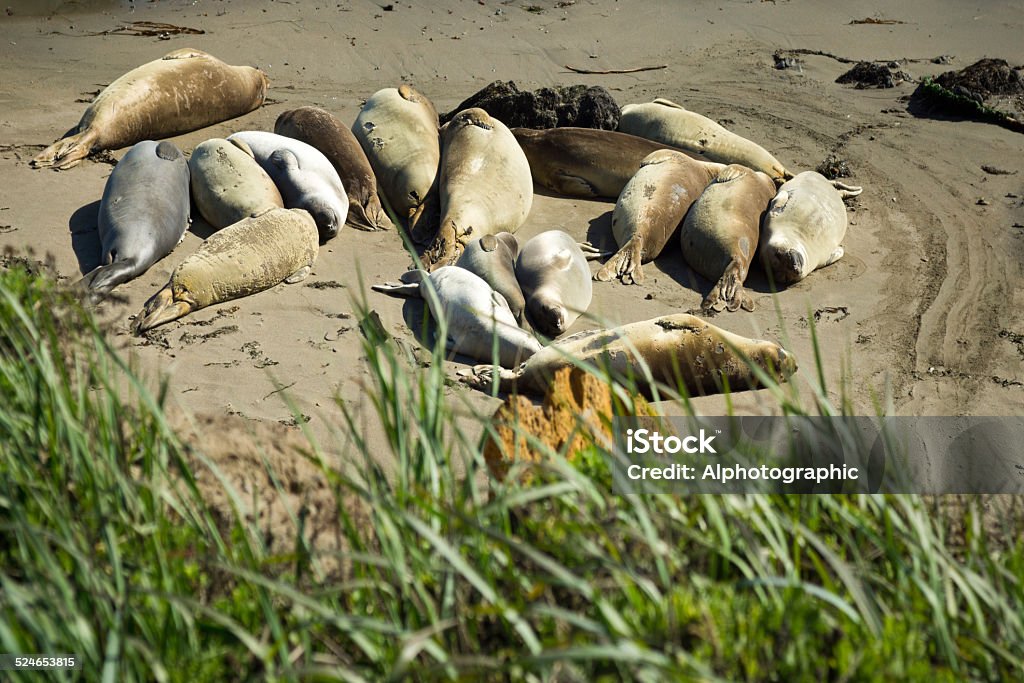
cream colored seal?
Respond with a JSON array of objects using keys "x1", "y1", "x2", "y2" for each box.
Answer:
[
  {"x1": 618, "y1": 98, "x2": 791, "y2": 182},
  {"x1": 33, "y1": 48, "x2": 267, "y2": 170}
]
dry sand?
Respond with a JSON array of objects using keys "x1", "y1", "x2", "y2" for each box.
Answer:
[{"x1": 1, "y1": 0, "x2": 1023, "y2": 466}]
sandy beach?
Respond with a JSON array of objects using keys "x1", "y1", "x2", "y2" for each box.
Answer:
[{"x1": 1, "y1": 0, "x2": 1023, "y2": 458}]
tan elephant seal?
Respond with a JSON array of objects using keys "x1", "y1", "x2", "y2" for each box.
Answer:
[
  {"x1": 373, "y1": 266, "x2": 541, "y2": 368},
  {"x1": 760, "y1": 171, "x2": 863, "y2": 285},
  {"x1": 515, "y1": 230, "x2": 594, "y2": 338},
  {"x1": 134, "y1": 208, "x2": 318, "y2": 333},
  {"x1": 595, "y1": 149, "x2": 724, "y2": 285},
  {"x1": 455, "y1": 233, "x2": 525, "y2": 325},
  {"x1": 680, "y1": 165, "x2": 777, "y2": 313},
  {"x1": 275, "y1": 106, "x2": 392, "y2": 232},
  {"x1": 512, "y1": 127, "x2": 693, "y2": 199},
  {"x1": 618, "y1": 98, "x2": 791, "y2": 183},
  {"x1": 423, "y1": 108, "x2": 533, "y2": 269},
  {"x1": 33, "y1": 49, "x2": 268, "y2": 170},
  {"x1": 352, "y1": 85, "x2": 441, "y2": 242},
  {"x1": 188, "y1": 138, "x2": 283, "y2": 230},
  {"x1": 464, "y1": 313, "x2": 798, "y2": 398}
]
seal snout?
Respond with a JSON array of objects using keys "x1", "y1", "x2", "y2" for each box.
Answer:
[{"x1": 766, "y1": 247, "x2": 804, "y2": 285}]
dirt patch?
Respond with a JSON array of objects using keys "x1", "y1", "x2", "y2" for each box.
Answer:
[{"x1": 172, "y1": 412, "x2": 372, "y2": 580}]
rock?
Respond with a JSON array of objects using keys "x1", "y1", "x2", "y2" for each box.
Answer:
[
  {"x1": 482, "y1": 366, "x2": 655, "y2": 482},
  {"x1": 816, "y1": 154, "x2": 852, "y2": 179},
  {"x1": 441, "y1": 80, "x2": 620, "y2": 130},
  {"x1": 835, "y1": 61, "x2": 910, "y2": 88}
]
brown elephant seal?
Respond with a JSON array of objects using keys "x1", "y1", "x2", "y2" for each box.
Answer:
[
  {"x1": 134, "y1": 208, "x2": 318, "y2": 333},
  {"x1": 512, "y1": 127, "x2": 692, "y2": 199},
  {"x1": 515, "y1": 230, "x2": 593, "y2": 338},
  {"x1": 464, "y1": 313, "x2": 798, "y2": 398},
  {"x1": 79, "y1": 140, "x2": 190, "y2": 298},
  {"x1": 352, "y1": 85, "x2": 441, "y2": 242},
  {"x1": 33, "y1": 49, "x2": 268, "y2": 171},
  {"x1": 188, "y1": 138, "x2": 283, "y2": 230},
  {"x1": 760, "y1": 172, "x2": 863, "y2": 285},
  {"x1": 595, "y1": 149, "x2": 724, "y2": 285},
  {"x1": 423, "y1": 108, "x2": 533, "y2": 269},
  {"x1": 275, "y1": 106, "x2": 392, "y2": 232},
  {"x1": 455, "y1": 233, "x2": 525, "y2": 325},
  {"x1": 618, "y1": 98, "x2": 791, "y2": 183},
  {"x1": 373, "y1": 266, "x2": 541, "y2": 367},
  {"x1": 680, "y1": 165, "x2": 777, "y2": 313}
]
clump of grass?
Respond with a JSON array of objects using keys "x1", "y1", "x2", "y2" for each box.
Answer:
[{"x1": 1, "y1": 265, "x2": 1023, "y2": 681}]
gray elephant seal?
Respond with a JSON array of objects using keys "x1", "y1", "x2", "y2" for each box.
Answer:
[
  {"x1": 680, "y1": 165, "x2": 777, "y2": 313},
  {"x1": 618, "y1": 98, "x2": 791, "y2": 183},
  {"x1": 134, "y1": 208, "x2": 318, "y2": 333},
  {"x1": 228, "y1": 131, "x2": 349, "y2": 242},
  {"x1": 455, "y1": 233, "x2": 525, "y2": 325},
  {"x1": 33, "y1": 48, "x2": 268, "y2": 170},
  {"x1": 79, "y1": 140, "x2": 190, "y2": 298},
  {"x1": 188, "y1": 138, "x2": 283, "y2": 230},
  {"x1": 512, "y1": 127, "x2": 692, "y2": 199},
  {"x1": 424, "y1": 108, "x2": 533, "y2": 269},
  {"x1": 760, "y1": 171, "x2": 863, "y2": 285},
  {"x1": 275, "y1": 106, "x2": 392, "y2": 232},
  {"x1": 465, "y1": 313, "x2": 798, "y2": 398},
  {"x1": 373, "y1": 266, "x2": 541, "y2": 367},
  {"x1": 353, "y1": 85, "x2": 441, "y2": 242},
  {"x1": 515, "y1": 230, "x2": 593, "y2": 338},
  {"x1": 596, "y1": 149, "x2": 724, "y2": 285}
]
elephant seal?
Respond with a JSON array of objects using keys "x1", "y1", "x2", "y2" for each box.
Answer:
[
  {"x1": 680, "y1": 165, "x2": 777, "y2": 313},
  {"x1": 134, "y1": 208, "x2": 318, "y2": 333},
  {"x1": 516, "y1": 230, "x2": 593, "y2": 338},
  {"x1": 275, "y1": 106, "x2": 392, "y2": 232},
  {"x1": 188, "y1": 138, "x2": 283, "y2": 230},
  {"x1": 353, "y1": 85, "x2": 441, "y2": 242},
  {"x1": 373, "y1": 266, "x2": 541, "y2": 367},
  {"x1": 33, "y1": 48, "x2": 268, "y2": 170},
  {"x1": 760, "y1": 171, "x2": 863, "y2": 285},
  {"x1": 78, "y1": 140, "x2": 190, "y2": 298},
  {"x1": 423, "y1": 108, "x2": 533, "y2": 269},
  {"x1": 618, "y1": 98, "x2": 791, "y2": 183},
  {"x1": 596, "y1": 149, "x2": 724, "y2": 285},
  {"x1": 512, "y1": 127, "x2": 691, "y2": 199},
  {"x1": 465, "y1": 313, "x2": 798, "y2": 398},
  {"x1": 455, "y1": 233, "x2": 525, "y2": 325},
  {"x1": 228, "y1": 131, "x2": 349, "y2": 242}
]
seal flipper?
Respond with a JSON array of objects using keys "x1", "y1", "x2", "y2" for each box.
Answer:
[
  {"x1": 577, "y1": 241, "x2": 611, "y2": 261},
  {"x1": 550, "y1": 173, "x2": 599, "y2": 198},
  {"x1": 461, "y1": 363, "x2": 523, "y2": 393},
  {"x1": 594, "y1": 236, "x2": 645, "y2": 285},
  {"x1": 31, "y1": 128, "x2": 100, "y2": 170},
  {"x1": 134, "y1": 286, "x2": 194, "y2": 334},
  {"x1": 372, "y1": 269, "x2": 428, "y2": 298},
  {"x1": 284, "y1": 264, "x2": 312, "y2": 284},
  {"x1": 823, "y1": 246, "x2": 844, "y2": 267},
  {"x1": 78, "y1": 259, "x2": 141, "y2": 300},
  {"x1": 831, "y1": 180, "x2": 863, "y2": 198},
  {"x1": 703, "y1": 261, "x2": 754, "y2": 315}
]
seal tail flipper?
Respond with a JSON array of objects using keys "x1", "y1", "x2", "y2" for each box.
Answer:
[
  {"x1": 31, "y1": 129, "x2": 99, "y2": 170},
  {"x1": 594, "y1": 237, "x2": 645, "y2": 285},
  {"x1": 78, "y1": 260, "x2": 139, "y2": 300},
  {"x1": 407, "y1": 194, "x2": 439, "y2": 245},
  {"x1": 831, "y1": 180, "x2": 863, "y2": 198},
  {"x1": 372, "y1": 270, "x2": 427, "y2": 298},
  {"x1": 703, "y1": 263, "x2": 754, "y2": 315},
  {"x1": 577, "y1": 241, "x2": 614, "y2": 261},
  {"x1": 365, "y1": 196, "x2": 393, "y2": 231},
  {"x1": 133, "y1": 286, "x2": 193, "y2": 335}
]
